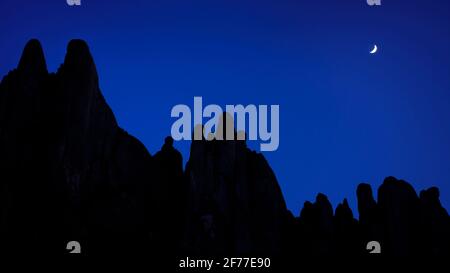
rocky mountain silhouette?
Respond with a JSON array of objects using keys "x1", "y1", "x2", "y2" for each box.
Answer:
[{"x1": 0, "y1": 40, "x2": 448, "y2": 257}]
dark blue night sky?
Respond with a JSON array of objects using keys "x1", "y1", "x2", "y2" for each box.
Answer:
[{"x1": 1, "y1": 0, "x2": 450, "y2": 215}]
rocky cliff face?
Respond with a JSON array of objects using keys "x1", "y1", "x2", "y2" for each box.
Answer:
[
  {"x1": 182, "y1": 123, "x2": 289, "y2": 255},
  {"x1": 0, "y1": 40, "x2": 448, "y2": 256},
  {"x1": 0, "y1": 39, "x2": 153, "y2": 254}
]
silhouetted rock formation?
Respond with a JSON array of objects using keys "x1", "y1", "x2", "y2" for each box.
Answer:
[
  {"x1": 299, "y1": 193, "x2": 334, "y2": 255},
  {"x1": 0, "y1": 39, "x2": 153, "y2": 254},
  {"x1": 0, "y1": 39, "x2": 449, "y2": 257},
  {"x1": 334, "y1": 199, "x2": 359, "y2": 255},
  {"x1": 357, "y1": 183, "x2": 381, "y2": 247},
  {"x1": 419, "y1": 187, "x2": 450, "y2": 255},
  {"x1": 182, "y1": 120, "x2": 288, "y2": 255},
  {"x1": 378, "y1": 176, "x2": 421, "y2": 255},
  {"x1": 152, "y1": 136, "x2": 186, "y2": 254}
]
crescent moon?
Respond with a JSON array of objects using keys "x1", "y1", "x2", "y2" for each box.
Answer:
[{"x1": 370, "y1": 45, "x2": 378, "y2": 54}]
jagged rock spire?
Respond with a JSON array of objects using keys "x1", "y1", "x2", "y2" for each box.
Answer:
[{"x1": 18, "y1": 39, "x2": 47, "y2": 75}]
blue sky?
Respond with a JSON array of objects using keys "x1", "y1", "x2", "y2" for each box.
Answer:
[{"x1": 1, "y1": 0, "x2": 449, "y2": 215}]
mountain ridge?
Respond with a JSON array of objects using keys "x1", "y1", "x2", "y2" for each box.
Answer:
[{"x1": 0, "y1": 39, "x2": 448, "y2": 256}]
